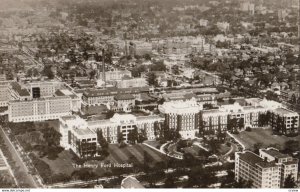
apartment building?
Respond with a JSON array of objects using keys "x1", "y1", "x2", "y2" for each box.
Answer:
[{"x1": 235, "y1": 148, "x2": 298, "y2": 188}]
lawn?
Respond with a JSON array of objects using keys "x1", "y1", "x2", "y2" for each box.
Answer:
[
  {"x1": 234, "y1": 128, "x2": 300, "y2": 150},
  {"x1": 106, "y1": 144, "x2": 165, "y2": 166},
  {"x1": 42, "y1": 143, "x2": 166, "y2": 177},
  {"x1": 42, "y1": 150, "x2": 75, "y2": 176},
  {"x1": 144, "y1": 140, "x2": 163, "y2": 149}
]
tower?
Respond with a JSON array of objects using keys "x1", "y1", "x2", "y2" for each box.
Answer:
[{"x1": 102, "y1": 49, "x2": 106, "y2": 87}]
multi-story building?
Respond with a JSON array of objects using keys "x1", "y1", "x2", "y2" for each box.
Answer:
[
  {"x1": 269, "y1": 108, "x2": 299, "y2": 135},
  {"x1": 0, "y1": 81, "x2": 11, "y2": 107},
  {"x1": 113, "y1": 94, "x2": 135, "y2": 112},
  {"x1": 98, "y1": 70, "x2": 131, "y2": 82},
  {"x1": 68, "y1": 128, "x2": 98, "y2": 158},
  {"x1": 116, "y1": 77, "x2": 147, "y2": 89},
  {"x1": 235, "y1": 151, "x2": 281, "y2": 188},
  {"x1": 127, "y1": 41, "x2": 152, "y2": 56},
  {"x1": 158, "y1": 99, "x2": 202, "y2": 139},
  {"x1": 24, "y1": 81, "x2": 63, "y2": 98},
  {"x1": 235, "y1": 148, "x2": 298, "y2": 188},
  {"x1": 8, "y1": 95, "x2": 80, "y2": 122},
  {"x1": 59, "y1": 113, "x2": 164, "y2": 157},
  {"x1": 259, "y1": 148, "x2": 298, "y2": 187},
  {"x1": 200, "y1": 109, "x2": 229, "y2": 136},
  {"x1": 9, "y1": 82, "x2": 31, "y2": 101},
  {"x1": 82, "y1": 87, "x2": 149, "y2": 106}
]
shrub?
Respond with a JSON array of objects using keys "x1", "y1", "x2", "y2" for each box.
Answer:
[{"x1": 245, "y1": 127, "x2": 252, "y2": 132}]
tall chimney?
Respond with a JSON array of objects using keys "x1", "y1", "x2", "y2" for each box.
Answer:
[{"x1": 102, "y1": 49, "x2": 106, "y2": 87}]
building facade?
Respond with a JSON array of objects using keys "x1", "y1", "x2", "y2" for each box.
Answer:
[
  {"x1": 235, "y1": 148, "x2": 298, "y2": 188},
  {"x1": 8, "y1": 96, "x2": 80, "y2": 122},
  {"x1": 159, "y1": 99, "x2": 202, "y2": 139},
  {"x1": 82, "y1": 87, "x2": 149, "y2": 106},
  {"x1": 59, "y1": 113, "x2": 164, "y2": 157}
]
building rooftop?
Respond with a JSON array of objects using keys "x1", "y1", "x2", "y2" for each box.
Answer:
[
  {"x1": 239, "y1": 151, "x2": 277, "y2": 168},
  {"x1": 83, "y1": 87, "x2": 150, "y2": 97},
  {"x1": 114, "y1": 94, "x2": 135, "y2": 100},
  {"x1": 73, "y1": 128, "x2": 95, "y2": 136},
  {"x1": 261, "y1": 148, "x2": 290, "y2": 159},
  {"x1": 273, "y1": 108, "x2": 298, "y2": 116},
  {"x1": 60, "y1": 115, "x2": 77, "y2": 121},
  {"x1": 10, "y1": 82, "x2": 30, "y2": 96},
  {"x1": 121, "y1": 176, "x2": 144, "y2": 189}
]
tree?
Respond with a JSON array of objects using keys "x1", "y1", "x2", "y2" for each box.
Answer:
[
  {"x1": 147, "y1": 72, "x2": 157, "y2": 86},
  {"x1": 127, "y1": 127, "x2": 138, "y2": 144},
  {"x1": 144, "y1": 53, "x2": 151, "y2": 61},
  {"x1": 0, "y1": 175, "x2": 16, "y2": 188},
  {"x1": 89, "y1": 70, "x2": 97, "y2": 80},
  {"x1": 43, "y1": 65, "x2": 54, "y2": 79},
  {"x1": 253, "y1": 142, "x2": 263, "y2": 154},
  {"x1": 284, "y1": 140, "x2": 299, "y2": 154},
  {"x1": 234, "y1": 178, "x2": 253, "y2": 188},
  {"x1": 164, "y1": 175, "x2": 175, "y2": 188},
  {"x1": 283, "y1": 174, "x2": 297, "y2": 188},
  {"x1": 106, "y1": 110, "x2": 115, "y2": 119},
  {"x1": 238, "y1": 118, "x2": 244, "y2": 130},
  {"x1": 97, "y1": 129, "x2": 108, "y2": 149},
  {"x1": 42, "y1": 127, "x2": 62, "y2": 147},
  {"x1": 117, "y1": 131, "x2": 124, "y2": 144},
  {"x1": 137, "y1": 129, "x2": 147, "y2": 143}
]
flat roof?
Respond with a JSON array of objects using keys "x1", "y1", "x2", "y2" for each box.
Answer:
[
  {"x1": 61, "y1": 115, "x2": 77, "y2": 121},
  {"x1": 73, "y1": 128, "x2": 94, "y2": 136},
  {"x1": 11, "y1": 82, "x2": 30, "y2": 96},
  {"x1": 83, "y1": 87, "x2": 149, "y2": 97},
  {"x1": 261, "y1": 148, "x2": 290, "y2": 159},
  {"x1": 239, "y1": 151, "x2": 276, "y2": 168},
  {"x1": 114, "y1": 94, "x2": 135, "y2": 100},
  {"x1": 273, "y1": 108, "x2": 297, "y2": 115}
]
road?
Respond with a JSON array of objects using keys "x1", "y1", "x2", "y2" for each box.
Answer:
[{"x1": 0, "y1": 126, "x2": 39, "y2": 188}]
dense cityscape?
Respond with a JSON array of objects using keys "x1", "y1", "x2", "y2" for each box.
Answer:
[{"x1": 0, "y1": 0, "x2": 300, "y2": 189}]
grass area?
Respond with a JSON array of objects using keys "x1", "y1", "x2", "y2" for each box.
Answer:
[
  {"x1": 34, "y1": 120, "x2": 59, "y2": 132},
  {"x1": 106, "y1": 144, "x2": 165, "y2": 166},
  {"x1": 183, "y1": 145, "x2": 203, "y2": 156},
  {"x1": 144, "y1": 140, "x2": 163, "y2": 149},
  {"x1": 41, "y1": 143, "x2": 166, "y2": 178},
  {"x1": 218, "y1": 144, "x2": 231, "y2": 155},
  {"x1": 42, "y1": 150, "x2": 75, "y2": 176},
  {"x1": 234, "y1": 128, "x2": 300, "y2": 150}
]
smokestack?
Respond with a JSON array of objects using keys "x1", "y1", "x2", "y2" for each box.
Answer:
[{"x1": 102, "y1": 49, "x2": 106, "y2": 87}]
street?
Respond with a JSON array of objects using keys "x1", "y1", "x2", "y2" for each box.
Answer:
[{"x1": 0, "y1": 126, "x2": 39, "y2": 188}]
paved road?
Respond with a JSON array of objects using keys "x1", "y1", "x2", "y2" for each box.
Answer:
[{"x1": 0, "y1": 127, "x2": 38, "y2": 188}]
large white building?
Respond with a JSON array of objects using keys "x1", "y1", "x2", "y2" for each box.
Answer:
[
  {"x1": 8, "y1": 96, "x2": 80, "y2": 122},
  {"x1": 116, "y1": 77, "x2": 147, "y2": 89},
  {"x1": 6, "y1": 81, "x2": 81, "y2": 122},
  {"x1": 59, "y1": 113, "x2": 164, "y2": 158},
  {"x1": 98, "y1": 70, "x2": 131, "y2": 82},
  {"x1": 235, "y1": 148, "x2": 298, "y2": 188},
  {"x1": 158, "y1": 99, "x2": 202, "y2": 139}
]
